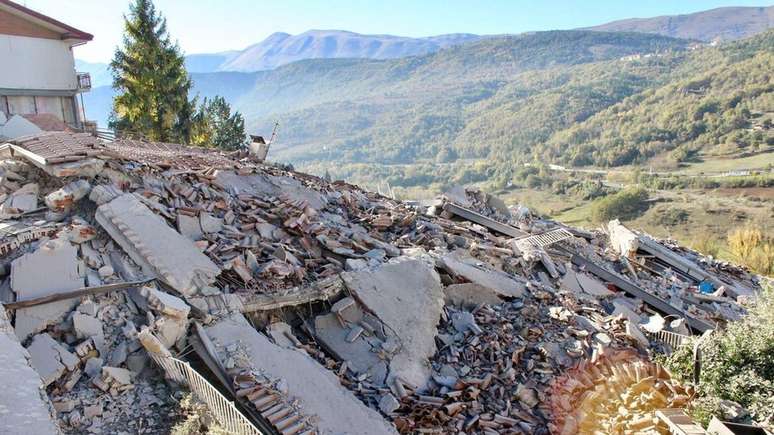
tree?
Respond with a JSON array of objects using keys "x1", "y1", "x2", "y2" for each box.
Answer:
[
  {"x1": 190, "y1": 96, "x2": 248, "y2": 150},
  {"x1": 110, "y1": 0, "x2": 194, "y2": 143}
]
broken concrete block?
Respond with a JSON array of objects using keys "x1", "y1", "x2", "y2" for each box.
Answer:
[
  {"x1": 266, "y1": 322, "x2": 301, "y2": 349},
  {"x1": 441, "y1": 251, "x2": 525, "y2": 298},
  {"x1": 154, "y1": 315, "x2": 188, "y2": 349},
  {"x1": 444, "y1": 283, "x2": 503, "y2": 309},
  {"x1": 199, "y1": 212, "x2": 223, "y2": 234},
  {"x1": 73, "y1": 313, "x2": 103, "y2": 340},
  {"x1": 11, "y1": 239, "x2": 84, "y2": 341},
  {"x1": 98, "y1": 265, "x2": 114, "y2": 278},
  {"x1": 102, "y1": 366, "x2": 132, "y2": 385},
  {"x1": 53, "y1": 399, "x2": 77, "y2": 413},
  {"x1": 26, "y1": 333, "x2": 78, "y2": 387},
  {"x1": 451, "y1": 311, "x2": 483, "y2": 335},
  {"x1": 379, "y1": 393, "x2": 401, "y2": 414},
  {"x1": 315, "y1": 312, "x2": 384, "y2": 381},
  {"x1": 0, "y1": 313, "x2": 62, "y2": 434},
  {"x1": 83, "y1": 403, "x2": 102, "y2": 418},
  {"x1": 77, "y1": 300, "x2": 99, "y2": 317},
  {"x1": 206, "y1": 314, "x2": 396, "y2": 435},
  {"x1": 60, "y1": 217, "x2": 97, "y2": 244},
  {"x1": 626, "y1": 321, "x2": 650, "y2": 347},
  {"x1": 126, "y1": 352, "x2": 148, "y2": 374},
  {"x1": 84, "y1": 357, "x2": 103, "y2": 378},
  {"x1": 0, "y1": 182, "x2": 38, "y2": 214},
  {"x1": 342, "y1": 259, "x2": 445, "y2": 390},
  {"x1": 177, "y1": 214, "x2": 203, "y2": 241},
  {"x1": 562, "y1": 268, "x2": 615, "y2": 297},
  {"x1": 95, "y1": 194, "x2": 220, "y2": 296},
  {"x1": 88, "y1": 184, "x2": 122, "y2": 206},
  {"x1": 44, "y1": 179, "x2": 91, "y2": 211},
  {"x1": 141, "y1": 286, "x2": 190, "y2": 319}
]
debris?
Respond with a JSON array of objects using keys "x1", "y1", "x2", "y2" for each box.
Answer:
[
  {"x1": 11, "y1": 238, "x2": 84, "y2": 340},
  {"x1": 440, "y1": 250, "x2": 525, "y2": 298},
  {"x1": 95, "y1": 193, "x2": 220, "y2": 296}
]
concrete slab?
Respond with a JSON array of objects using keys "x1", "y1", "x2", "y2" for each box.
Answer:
[
  {"x1": 342, "y1": 259, "x2": 445, "y2": 389},
  {"x1": 561, "y1": 268, "x2": 614, "y2": 297},
  {"x1": 0, "y1": 312, "x2": 60, "y2": 435},
  {"x1": 11, "y1": 239, "x2": 84, "y2": 341},
  {"x1": 444, "y1": 283, "x2": 503, "y2": 309},
  {"x1": 95, "y1": 194, "x2": 220, "y2": 296},
  {"x1": 1, "y1": 182, "x2": 39, "y2": 215},
  {"x1": 440, "y1": 251, "x2": 525, "y2": 298},
  {"x1": 176, "y1": 214, "x2": 203, "y2": 241},
  {"x1": 26, "y1": 332, "x2": 78, "y2": 387},
  {"x1": 206, "y1": 314, "x2": 396, "y2": 435}
]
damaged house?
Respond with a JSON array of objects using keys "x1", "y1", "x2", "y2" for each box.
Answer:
[
  {"x1": 0, "y1": 0, "x2": 94, "y2": 140},
  {"x1": 0, "y1": 130, "x2": 767, "y2": 434}
]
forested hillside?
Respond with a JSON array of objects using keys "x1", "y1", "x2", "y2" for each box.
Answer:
[
  {"x1": 256, "y1": 29, "x2": 772, "y2": 175},
  {"x1": 241, "y1": 31, "x2": 690, "y2": 163}
]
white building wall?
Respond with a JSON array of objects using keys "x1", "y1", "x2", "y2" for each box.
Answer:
[{"x1": 0, "y1": 34, "x2": 77, "y2": 91}]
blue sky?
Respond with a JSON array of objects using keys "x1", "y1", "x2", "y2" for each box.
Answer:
[{"x1": 20, "y1": 0, "x2": 774, "y2": 62}]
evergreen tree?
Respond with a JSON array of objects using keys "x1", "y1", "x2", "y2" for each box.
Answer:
[
  {"x1": 191, "y1": 96, "x2": 248, "y2": 150},
  {"x1": 110, "y1": 0, "x2": 193, "y2": 143}
]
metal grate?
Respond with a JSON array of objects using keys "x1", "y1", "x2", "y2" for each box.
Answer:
[
  {"x1": 645, "y1": 329, "x2": 691, "y2": 353},
  {"x1": 514, "y1": 228, "x2": 574, "y2": 251},
  {"x1": 148, "y1": 353, "x2": 262, "y2": 435}
]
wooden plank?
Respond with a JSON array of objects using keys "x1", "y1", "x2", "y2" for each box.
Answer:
[
  {"x1": 571, "y1": 254, "x2": 714, "y2": 333},
  {"x1": 442, "y1": 202, "x2": 527, "y2": 238},
  {"x1": 3, "y1": 278, "x2": 155, "y2": 309}
]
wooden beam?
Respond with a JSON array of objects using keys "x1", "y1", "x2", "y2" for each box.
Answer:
[
  {"x1": 240, "y1": 275, "x2": 345, "y2": 313},
  {"x1": 442, "y1": 202, "x2": 527, "y2": 238},
  {"x1": 3, "y1": 278, "x2": 155, "y2": 310}
]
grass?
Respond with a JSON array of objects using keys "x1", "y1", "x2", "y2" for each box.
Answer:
[{"x1": 677, "y1": 149, "x2": 774, "y2": 175}]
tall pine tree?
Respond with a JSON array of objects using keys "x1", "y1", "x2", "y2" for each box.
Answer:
[{"x1": 110, "y1": 0, "x2": 194, "y2": 143}]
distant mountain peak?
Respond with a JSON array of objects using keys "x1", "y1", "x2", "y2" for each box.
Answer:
[{"x1": 587, "y1": 5, "x2": 774, "y2": 41}]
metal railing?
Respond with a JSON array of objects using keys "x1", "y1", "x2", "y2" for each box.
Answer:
[
  {"x1": 148, "y1": 353, "x2": 262, "y2": 435},
  {"x1": 644, "y1": 329, "x2": 691, "y2": 353}
]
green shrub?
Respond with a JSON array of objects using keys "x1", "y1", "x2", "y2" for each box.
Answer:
[
  {"x1": 590, "y1": 187, "x2": 650, "y2": 223},
  {"x1": 661, "y1": 284, "x2": 774, "y2": 427}
]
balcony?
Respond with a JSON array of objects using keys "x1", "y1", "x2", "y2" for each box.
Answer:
[{"x1": 76, "y1": 72, "x2": 91, "y2": 91}]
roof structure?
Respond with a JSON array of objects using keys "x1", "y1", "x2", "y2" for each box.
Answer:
[{"x1": 0, "y1": 0, "x2": 93, "y2": 42}]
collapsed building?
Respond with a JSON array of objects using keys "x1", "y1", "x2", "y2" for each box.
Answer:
[{"x1": 0, "y1": 131, "x2": 765, "y2": 434}]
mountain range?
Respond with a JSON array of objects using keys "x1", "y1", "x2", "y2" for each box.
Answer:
[{"x1": 79, "y1": 5, "x2": 774, "y2": 177}]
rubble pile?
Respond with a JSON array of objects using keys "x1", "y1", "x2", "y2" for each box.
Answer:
[
  {"x1": 549, "y1": 349, "x2": 691, "y2": 434},
  {"x1": 0, "y1": 131, "x2": 765, "y2": 434}
]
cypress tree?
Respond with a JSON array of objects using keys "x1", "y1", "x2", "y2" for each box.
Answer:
[{"x1": 110, "y1": 0, "x2": 193, "y2": 143}]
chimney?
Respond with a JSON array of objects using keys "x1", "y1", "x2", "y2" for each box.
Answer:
[{"x1": 248, "y1": 135, "x2": 269, "y2": 161}]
